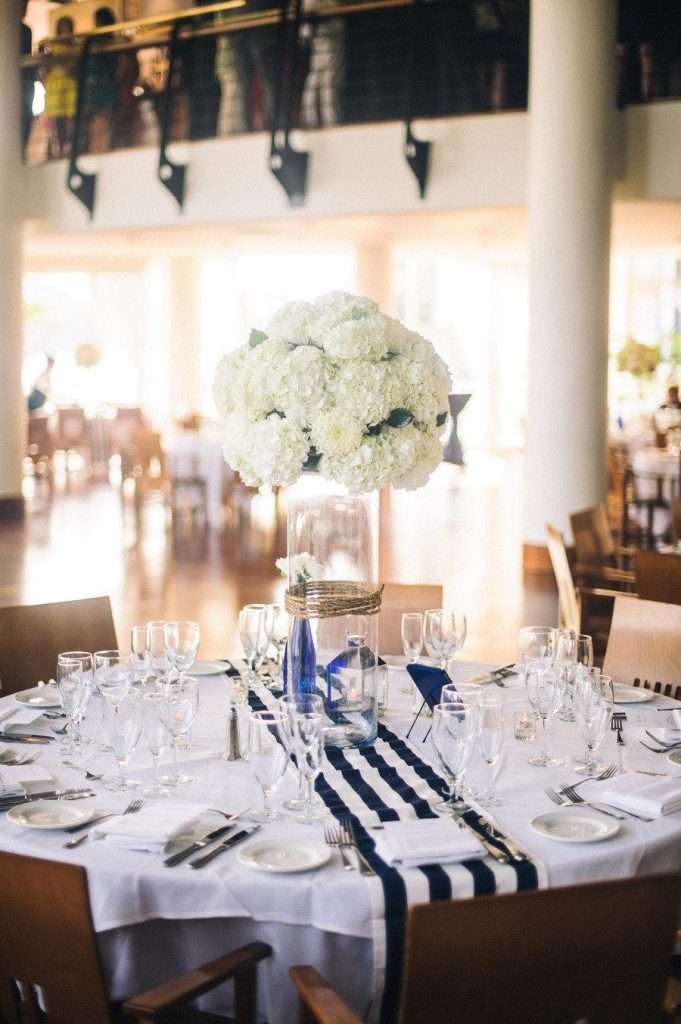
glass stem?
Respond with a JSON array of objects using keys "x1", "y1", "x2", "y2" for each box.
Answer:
[
  {"x1": 540, "y1": 715, "x2": 549, "y2": 762},
  {"x1": 172, "y1": 735, "x2": 180, "y2": 775},
  {"x1": 152, "y1": 752, "x2": 161, "y2": 788},
  {"x1": 306, "y1": 776, "x2": 314, "y2": 810},
  {"x1": 487, "y1": 760, "x2": 494, "y2": 801},
  {"x1": 262, "y1": 785, "x2": 271, "y2": 815},
  {"x1": 116, "y1": 757, "x2": 125, "y2": 786}
]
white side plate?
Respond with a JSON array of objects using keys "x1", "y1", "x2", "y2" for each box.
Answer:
[
  {"x1": 7, "y1": 801, "x2": 96, "y2": 830},
  {"x1": 530, "y1": 808, "x2": 620, "y2": 843},
  {"x1": 190, "y1": 661, "x2": 235, "y2": 677},
  {"x1": 613, "y1": 684, "x2": 655, "y2": 704},
  {"x1": 13, "y1": 686, "x2": 61, "y2": 709},
  {"x1": 238, "y1": 839, "x2": 331, "y2": 873}
]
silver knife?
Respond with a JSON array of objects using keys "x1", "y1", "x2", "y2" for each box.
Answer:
[
  {"x1": 189, "y1": 825, "x2": 259, "y2": 869},
  {"x1": 456, "y1": 817, "x2": 509, "y2": 863},
  {"x1": 477, "y1": 818, "x2": 527, "y2": 862},
  {"x1": 0, "y1": 788, "x2": 94, "y2": 808},
  {"x1": 164, "y1": 822, "x2": 236, "y2": 867},
  {"x1": 0, "y1": 733, "x2": 52, "y2": 744}
]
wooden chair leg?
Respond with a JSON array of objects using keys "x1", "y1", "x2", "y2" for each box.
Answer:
[{"x1": 234, "y1": 966, "x2": 257, "y2": 1024}]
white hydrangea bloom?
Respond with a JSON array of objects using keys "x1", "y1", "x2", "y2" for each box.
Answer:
[
  {"x1": 265, "y1": 300, "x2": 315, "y2": 345},
  {"x1": 276, "y1": 552, "x2": 324, "y2": 582},
  {"x1": 310, "y1": 409, "x2": 364, "y2": 458}
]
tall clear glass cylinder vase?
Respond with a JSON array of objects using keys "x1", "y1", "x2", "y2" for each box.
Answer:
[{"x1": 286, "y1": 475, "x2": 380, "y2": 749}]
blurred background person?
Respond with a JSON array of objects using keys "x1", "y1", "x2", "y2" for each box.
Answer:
[{"x1": 41, "y1": 16, "x2": 79, "y2": 159}]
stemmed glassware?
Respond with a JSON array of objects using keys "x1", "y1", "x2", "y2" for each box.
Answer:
[
  {"x1": 518, "y1": 626, "x2": 556, "y2": 671},
  {"x1": 558, "y1": 632, "x2": 593, "y2": 723},
  {"x1": 94, "y1": 650, "x2": 133, "y2": 752},
  {"x1": 100, "y1": 690, "x2": 143, "y2": 791},
  {"x1": 56, "y1": 657, "x2": 87, "y2": 756},
  {"x1": 239, "y1": 605, "x2": 268, "y2": 686},
  {"x1": 477, "y1": 698, "x2": 505, "y2": 806},
  {"x1": 525, "y1": 665, "x2": 565, "y2": 767},
  {"x1": 158, "y1": 677, "x2": 199, "y2": 786},
  {"x1": 146, "y1": 621, "x2": 170, "y2": 685},
  {"x1": 401, "y1": 612, "x2": 424, "y2": 694},
  {"x1": 163, "y1": 621, "x2": 200, "y2": 683},
  {"x1": 142, "y1": 692, "x2": 170, "y2": 798},
  {"x1": 424, "y1": 609, "x2": 467, "y2": 670},
  {"x1": 573, "y1": 671, "x2": 614, "y2": 776},
  {"x1": 130, "y1": 626, "x2": 152, "y2": 688},
  {"x1": 247, "y1": 710, "x2": 288, "y2": 822},
  {"x1": 58, "y1": 651, "x2": 94, "y2": 746},
  {"x1": 264, "y1": 605, "x2": 288, "y2": 691},
  {"x1": 279, "y1": 693, "x2": 325, "y2": 824},
  {"x1": 431, "y1": 700, "x2": 477, "y2": 813}
]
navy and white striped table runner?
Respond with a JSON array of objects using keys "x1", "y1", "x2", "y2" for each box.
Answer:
[{"x1": 248, "y1": 687, "x2": 547, "y2": 1024}]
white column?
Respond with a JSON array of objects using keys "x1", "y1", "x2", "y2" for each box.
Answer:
[
  {"x1": 168, "y1": 256, "x2": 204, "y2": 423},
  {"x1": 524, "y1": 0, "x2": 617, "y2": 552},
  {"x1": 355, "y1": 243, "x2": 394, "y2": 315},
  {"x1": 0, "y1": 11, "x2": 26, "y2": 515}
]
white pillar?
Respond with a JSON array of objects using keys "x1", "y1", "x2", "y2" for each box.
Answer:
[
  {"x1": 355, "y1": 243, "x2": 394, "y2": 315},
  {"x1": 524, "y1": 0, "x2": 617, "y2": 553},
  {"x1": 168, "y1": 256, "x2": 204, "y2": 423},
  {"x1": 0, "y1": 10, "x2": 26, "y2": 516}
]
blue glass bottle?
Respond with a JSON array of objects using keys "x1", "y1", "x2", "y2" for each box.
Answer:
[{"x1": 284, "y1": 616, "x2": 317, "y2": 695}]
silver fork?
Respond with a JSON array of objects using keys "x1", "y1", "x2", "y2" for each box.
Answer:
[
  {"x1": 558, "y1": 765, "x2": 617, "y2": 792},
  {"x1": 611, "y1": 718, "x2": 625, "y2": 746},
  {"x1": 323, "y1": 823, "x2": 354, "y2": 871},
  {"x1": 62, "y1": 798, "x2": 144, "y2": 848},
  {"x1": 338, "y1": 817, "x2": 376, "y2": 877},
  {"x1": 61, "y1": 761, "x2": 105, "y2": 781},
  {"x1": 545, "y1": 787, "x2": 625, "y2": 821},
  {"x1": 561, "y1": 782, "x2": 653, "y2": 822},
  {"x1": 3, "y1": 751, "x2": 43, "y2": 767}
]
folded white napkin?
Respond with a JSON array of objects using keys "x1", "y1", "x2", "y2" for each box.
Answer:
[
  {"x1": 0, "y1": 707, "x2": 45, "y2": 727},
  {"x1": 373, "y1": 818, "x2": 484, "y2": 868},
  {"x1": 670, "y1": 710, "x2": 681, "y2": 730},
  {"x1": 95, "y1": 802, "x2": 212, "y2": 852},
  {"x1": 0, "y1": 765, "x2": 53, "y2": 796},
  {"x1": 584, "y1": 771, "x2": 681, "y2": 817}
]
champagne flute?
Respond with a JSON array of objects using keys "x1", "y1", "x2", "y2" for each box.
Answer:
[
  {"x1": 101, "y1": 690, "x2": 142, "y2": 792},
  {"x1": 559, "y1": 632, "x2": 593, "y2": 722},
  {"x1": 431, "y1": 700, "x2": 477, "y2": 813},
  {"x1": 279, "y1": 692, "x2": 325, "y2": 812},
  {"x1": 264, "y1": 605, "x2": 288, "y2": 691},
  {"x1": 158, "y1": 677, "x2": 199, "y2": 786},
  {"x1": 525, "y1": 665, "x2": 565, "y2": 767},
  {"x1": 163, "y1": 621, "x2": 200, "y2": 683},
  {"x1": 146, "y1": 621, "x2": 170, "y2": 684},
  {"x1": 131, "y1": 626, "x2": 152, "y2": 688},
  {"x1": 58, "y1": 651, "x2": 94, "y2": 746},
  {"x1": 247, "y1": 710, "x2": 288, "y2": 822},
  {"x1": 56, "y1": 657, "x2": 85, "y2": 757},
  {"x1": 142, "y1": 692, "x2": 170, "y2": 798},
  {"x1": 239, "y1": 605, "x2": 267, "y2": 686},
  {"x1": 281, "y1": 693, "x2": 325, "y2": 824},
  {"x1": 401, "y1": 612, "x2": 423, "y2": 693},
  {"x1": 477, "y1": 698, "x2": 505, "y2": 806}
]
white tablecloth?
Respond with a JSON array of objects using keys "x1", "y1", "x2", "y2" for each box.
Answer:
[
  {"x1": 2, "y1": 662, "x2": 681, "y2": 1021},
  {"x1": 165, "y1": 434, "x2": 227, "y2": 529},
  {"x1": 632, "y1": 447, "x2": 679, "y2": 501}
]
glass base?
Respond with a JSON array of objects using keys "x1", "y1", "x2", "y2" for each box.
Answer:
[
  {"x1": 574, "y1": 752, "x2": 589, "y2": 765},
  {"x1": 161, "y1": 771, "x2": 195, "y2": 786},
  {"x1": 143, "y1": 782, "x2": 171, "y2": 798},
  {"x1": 528, "y1": 753, "x2": 564, "y2": 767},
  {"x1": 558, "y1": 709, "x2": 575, "y2": 723},
  {"x1": 104, "y1": 775, "x2": 142, "y2": 791},
  {"x1": 248, "y1": 806, "x2": 281, "y2": 823},
  {"x1": 297, "y1": 805, "x2": 328, "y2": 824},
  {"x1": 477, "y1": 794, "x2": 506, "y2": 806},
  {"x1": 284, "y1": 797, "x2": 306, "y2": 811},
  {"x1": 573, "y1": 759, "x2": 605, "y2": 776}
]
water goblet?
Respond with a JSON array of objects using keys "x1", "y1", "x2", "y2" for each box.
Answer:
[
  {"x1": 525, "y1": 665, "x2": 565, "y2": 767},
  {"x1": 94, "y1": 650, "x2": 133, "y2": 752},
  {"x1": 431, "y1": 700, "x2": 477, "y2": 813},
  {"x1": 518, "y1": 626, "x2": 556, "y2": 671},
  {"x1": 163, "y1": 621, "x2": 200, "y2": 683},
  {"x1": 264, "y1": 605, "x2": 288, "y2": 691},
  {"x1": 574, "y1": 672, "x2": 613, "y2": 776},
  {"x1": 247, "y1": 710, "x2": 288, "y2": 822},
  {"x1": 142, "y1": 692, "x2": 170, "y2": 798},
  {"x1": 159, "y1": 677, "x2": 199, "y2": 786},
  {"x1": 58, "y1": 651, "x2": 94, "y2": 746},
  {"x1": 280, "y1": 693, "x2": 326, "y2": 824},
  {"x1": 477, "y1": 698, "x2": 505, "y2": 806},
  {"x1": 424, "y1": 609, "x2": 467, "y2": 670},
  {"x1": 401, "y1": 612, "x2": 423, "y2": 693},
  {"x1": 101, "y1": 690, "x2": 143, "y2": 791},
  {"x1": 56, "y1": 657, "x2": 85, "y2": 757},
  {"x1": 279, "y1": 692, "x2": 323, "y2": 811}
]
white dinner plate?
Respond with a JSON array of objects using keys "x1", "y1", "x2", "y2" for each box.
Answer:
[
  {"x1": 530, "y1": 808, "x2": 620, "y2": 843},
  {"x1": 7, "y1": 801, "x2": 97, "y2": 830},
  {"x1": 667, "y1": 750, "x2": 681, "y2": 768},
  {"x1": 190, "y1": 661, "x2": 235, "y2": 677},
  {"x1": 13, "y1": 685, "x2": 61, "y2": 709},
  {"x1": 613, "y1": 684, "x2": 655, "y2": 704},
  {"x1": 238, "y1": 839, "x2": 331, "y2": 873}
]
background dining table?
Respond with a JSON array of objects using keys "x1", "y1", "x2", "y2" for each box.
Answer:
[{"x1": 1, "y1": 660, "x2": 681, "y2": 1023}]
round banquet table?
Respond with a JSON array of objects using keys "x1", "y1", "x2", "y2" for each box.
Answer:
[
  {"x1": 1, "y1": 662, "x2": 681, "y2": 1022},
  {"x1": 632, "y1": 447, "x2": 680, "y2": 500}
]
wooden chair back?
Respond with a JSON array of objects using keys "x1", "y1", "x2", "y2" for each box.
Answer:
[
  {"x1": 396, "y1": 874, "x2": 681, "y2": 1024},
  {"x1": 27, "y1": 416, "x2": 54, "y2": 464},
  {"x1": 57, "y1": 407, "x2": 89, "y2": 448},
  {"x1": 603, "y1": 594, "x2": 681, "y2": 688},
  {"x1": 634, "y1": 550, "x2": 681, "y2": 605},
  {"x1": 545, "y1": 524, "x2": 580, "y2": 633},
  {"x1": 379, "y1": 583, "x2": 443, "y2": 656},
  {"x1": 0, "y1": 596, "x2": 117, "y2": 696},
  {"x1": 570, "y1": 503, "x2": 616, "y2": 566},
  {"x1": 0, "y1": 852, "x2": 112, "y2": 1024},
  {"x1": 670, "y1": 500, "x2": 681, "y2": 545}
]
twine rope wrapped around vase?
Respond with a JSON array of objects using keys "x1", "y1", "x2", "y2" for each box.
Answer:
[{"x1": 284, "y1": 580, "x2": 384, "y2": 620}]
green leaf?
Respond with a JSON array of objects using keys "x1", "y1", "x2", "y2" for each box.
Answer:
[
  {"x1": 436, "y1": 411, "x2": 448, "y2": 427},
  {"x1": 248, "y1": 329, "x2": 268, "y2": 349},
  {"x1": 365, "y1": 422, "x2": 382, "y2": 436},
  {"x1": 267, "y1": 409, "x2": 285, "y2": 419},
  {"x1": 386, "y1": 408, "x2": 414, "y2": 429},
  {"x1": 351, "y1": 306, "x2": 368, "y2": 320},
  {"x1": 303, "y1": 446, "x2": 321, "y2": 471}
]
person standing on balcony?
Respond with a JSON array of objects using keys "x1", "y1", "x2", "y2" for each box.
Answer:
[
  {"x1": 82, "y1": 7, "x2": 118, "y2": 153},
  {"x1": 41, "y1": 16, "x2": 79, "y2": 159},
  {"x1": 20, "y1": 1, "x2": 35, "y2": 154},
  {"x1": 299, "y1": 0, "x2": 344, "y2": 127},
  {"x1": 215, "y1": 12, "x2": 248, "y2": 135},
  {"x1": 228, "y1": 0, "x2": 280, "y2": 131}
]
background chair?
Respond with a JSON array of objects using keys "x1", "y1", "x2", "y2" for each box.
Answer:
[
  {"x1": 290, "y1": 874, "x2": 681, "y2": 1024},
  {"x1": 0, "y1": 596, "x2": 117, "y2": 696},
  {"x1": 570, "y1": 503, "x2": 635, "y2": 571},
  {"x1": 634, "y1": 550, "x2": 681, "y2": 605},
  {"x1": 602, "y1": 594, "x2": 681, "y2": 690},
  {"x1": 379, "y1": 583, "x2": 443, "y2": 656},
  {"x1": 0, "y1": 850, "x2": 270, "y2": 1024}
]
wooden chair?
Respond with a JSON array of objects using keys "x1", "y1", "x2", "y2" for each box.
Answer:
[
  {"x1": 603, "y1": 594, "x2": 681, "y2": 693},
  {"x1": 634, "y1": 550, "x2": 681, "y2": 605},
  {"x1": 121, "y1": 429, "x2": 171, "y2": 517},
  {"x1": 379, "y1": 583, "x2": 443, "y2": 656},
  {"x1": 570, "y1": 503, "x2": 636, "y2": 572},
  {"x1": 0, "y1": 850, "x2": 270, "y2": 1024},
  {"x1": 55, "y1": 407, "x2": 93, "y2": 470},
  {"x1": 290, "y1": 873, "x2": 681, "y2": 1024},
  {"x1": 0, "y1": 596, "x2": 117, "y2": 696}
]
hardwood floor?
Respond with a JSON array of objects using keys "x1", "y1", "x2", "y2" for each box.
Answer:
[{"x1": 2, "y1": 454, "x2": 557, "y2": 666}]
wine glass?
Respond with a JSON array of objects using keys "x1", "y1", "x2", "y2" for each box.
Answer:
[
  {"x1": 94, "y1": 650, "x2": 133, "y2": 752},
  {"x1": 56, "y1": 657, "x2": 85, "y2": 756},
  {"x1": 159, "y1": 677, "x2": 199, "y2": 786},
  {"x1": 574, "y1": 672, "x2": 614, "y2": 776},
  {"x1": 146, "y1": 621, "x2": 170, "y2": 684},
  {"x1": 239, "y1": 605, "x2": 267, "y2": 686},
  {"x1": 247, "y1": 710, "x2": 288, "y2": 822},
  {"x1": 401, "y1": 612, "x2": 423, "y2": 693},
  {"x1": 58, "y1": 651, "x2": 94, "y2": 746},
  {"x1": 424, "y1": 609, "x2": 467, "y2": 670},
  {"x1": 279, "y1": 692, "x2": 324, "y2": 812},
  {"x1": 518, "y1": 626, "x2": 556, "y2": 670},
  {"x1": 477, "y1": 698, "x2": 505, "y2": 806},
  {"x1": 280, "y1": 693, "x2": 326, "y2": 824},
  {"x1": 142, "y1": 692, "x2": 170, "y2": 798},
  {"x1": 100, "y1": 690, "x2": 143, "y2": 792},
  {"x1": 525, "y1": 665, "x2": 565, "y2": 767},
  {"x1": 558, "y1": 632, "x2": 593, "y2": 722},
  {"x1": 130, "y1": 626, "x2": 152, "y2": 688},
  {"x1": 163, "y1": 621, "x2": 200, "y2": 683},
  {"x1": 264, "y1": 605, "x2": 288, "y2": 691},
  {"x1": 431, "y1": 700, "x2": 477, "y2": 813}
]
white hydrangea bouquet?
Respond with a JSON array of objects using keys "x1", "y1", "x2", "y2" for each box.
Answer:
[{"x1": 212, "y1": 290, "x2": 451, "y2": 494}]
